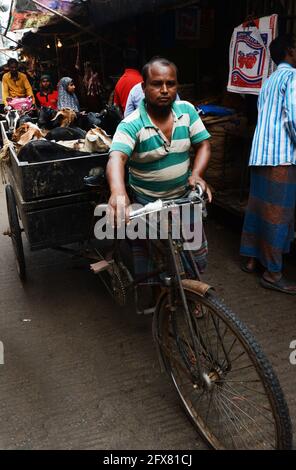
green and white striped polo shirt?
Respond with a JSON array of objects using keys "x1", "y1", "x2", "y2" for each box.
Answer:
[{"x1": 110, "y1": 99, "x2": 210, "y2": 200}]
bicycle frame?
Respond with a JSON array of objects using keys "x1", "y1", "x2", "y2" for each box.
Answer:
[{"x1": 98, "y1": 193, "x2": 210, "y2": 385}]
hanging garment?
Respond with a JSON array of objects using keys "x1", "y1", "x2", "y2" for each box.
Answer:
[{"x1": 227, "y1": 14, "x2": 278, "y2": 95}]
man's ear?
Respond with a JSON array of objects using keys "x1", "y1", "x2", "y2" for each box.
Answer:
[{"x1": 287, "y1": 46, "x2": 296, "y2": 57}]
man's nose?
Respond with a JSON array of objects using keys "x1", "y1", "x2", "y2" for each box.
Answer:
[{"x1": 160, "y1": 83, "x2": 168, "y2": 93}]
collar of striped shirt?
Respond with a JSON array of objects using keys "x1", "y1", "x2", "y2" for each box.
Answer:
[
  {"x1": 138, "y1": 99, "x2": 183, "y2": 128},
  {"x1": 277, "y1": 62, "x2": 294, "y2": 69}
]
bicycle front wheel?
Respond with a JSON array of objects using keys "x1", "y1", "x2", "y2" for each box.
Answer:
[{"x1": 155, "y1": 287, "x2": 292, "y2": 449}]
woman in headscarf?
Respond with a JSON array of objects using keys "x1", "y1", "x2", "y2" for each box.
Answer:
[
  {"x1": 57, "y1": 77, "x2": 80, "y2": 112},
  {"x1": 36, "y1": 74, "x2": 58, "y2": 110}
]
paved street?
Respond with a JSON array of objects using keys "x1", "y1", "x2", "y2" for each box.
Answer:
[{"x1": 0, "y1": 180, "x2": 295, "y2": 449}]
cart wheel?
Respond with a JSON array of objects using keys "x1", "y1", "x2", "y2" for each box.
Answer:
[{"x1": 5, "y1": 185, "x2": 26, "y2": 281}]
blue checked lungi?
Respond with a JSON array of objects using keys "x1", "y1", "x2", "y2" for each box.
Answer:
[
  {"x1": 129, "y1": 191, "x2": 208, "y2": 283},
  {"x1": 240, "y1": 166, "x2": 296, "y2": 273}
]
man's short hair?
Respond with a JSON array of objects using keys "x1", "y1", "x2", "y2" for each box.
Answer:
[
  {"x1": 7, "y1": 58, "x2": 18, "y2": 67},
  {"x1": 269, "y1": 34, "x2": 296, "y2": 65},
  {"x1": 142, "y1": 57, "x2": 178, "y2": 83}
]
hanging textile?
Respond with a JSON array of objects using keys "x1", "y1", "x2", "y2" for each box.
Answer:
[{"x1": 227, "y1": 14, "x2": 278, "y2": 95}]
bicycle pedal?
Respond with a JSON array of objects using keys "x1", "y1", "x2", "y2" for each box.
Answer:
[
  {"x1": 136, "y1": 305, "x2": 156, "y2": 315},
  {"x1": 90, "y1": 260, "x2": 111, "y2": 274}
]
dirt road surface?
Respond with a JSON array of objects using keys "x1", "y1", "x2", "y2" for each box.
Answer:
[{"x1": 0, "y1": 181, "x2": 295, "y2": 449}]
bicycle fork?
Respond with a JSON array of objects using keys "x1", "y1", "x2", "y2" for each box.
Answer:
[{"x1": 167, "y1": 234, "x2": 205, "y2": 387}]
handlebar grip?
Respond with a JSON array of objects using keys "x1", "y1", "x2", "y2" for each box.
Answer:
[
  {"x1": 186, "y1": 183, "x2": 204, "y2": 196},
  {"x1": 194, "y1": 184, "x2": 204, "y2": 197},
  {"x1": 129, "y1": 199, "x2": 163, "y2": 219}
]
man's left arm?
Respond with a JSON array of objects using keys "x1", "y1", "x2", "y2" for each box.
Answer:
[
  {"x1": 23, "y1": 75, "x2": 35, "y2": 103},
  {"x1": 188, "y1": 104, "x2": 212, "y2": 201},
  {"x1": 283, "y1": 72, "x2": 296, "y2": 143},
  {"x1": 189, "y1": 140, "x2": 212, "y2": 201}
]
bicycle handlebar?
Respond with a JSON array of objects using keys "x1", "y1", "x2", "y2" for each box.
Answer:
[
  {"x1": 94, "y1": 185, "x2": 207, "y2": 222},
  {"x1": 128, "y1": 185, "x2": 206, "y2": 220}
]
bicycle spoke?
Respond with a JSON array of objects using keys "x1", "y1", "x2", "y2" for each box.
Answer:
[
  {"x1": 215, "y1": 387, "x2": 270, "y2": 449},
  {"x1": 230, "y1": 363, "x2": 255, "y2": 373},
  {"x1": 218, "y1": 380, "x2": 268, "y2": 396},
  {"x1": 220, "y1": 382, "x2": 275, "y2": 423},
  {"x1": 205, "y1": 389, "x2": 215, "y2": 426},
  {"x1": 212, "y1": 391, "x2": 238, "y2": 449},
  {"x1": 214, "y1": 392, "x2": 249, "y2": 449},
  {"x1": 221, "y1": 337, "x2": 238, "y2": 368},
  {"x1": 228, "y1": 350, "x2": 246, "y2": 365},
  {"x1": 216, "y1": 388, "x2": 275, "y2": 448}
]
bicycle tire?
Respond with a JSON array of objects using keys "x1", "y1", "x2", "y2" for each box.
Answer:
[
  {"x1": 155, "y1": 287, "x2": 292, "y2": 449},
  {"x1": 98, "y1": 262, "x2": 127, "y2": 307},
  {"x1": 5, "y1": 184, "x2": 26, "y2": 281}
]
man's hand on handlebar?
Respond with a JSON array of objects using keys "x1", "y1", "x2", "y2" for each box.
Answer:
[
  {"x1": 107, "y1": 191, "x2": 131, "y2": 227},
  {"x1": 188, "y1": 174, "x2": 212, "y2": 203}
]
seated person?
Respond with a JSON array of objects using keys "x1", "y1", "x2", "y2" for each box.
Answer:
[
  {"x1": 57, "y1": 77, "x2": 80, "y2": 112},
  {"x1": 36, "y1": 75, "x2": 58, "y2": 110},
  {"x1": 1, "y1": 58, "x2": 35, "y2": 106}
]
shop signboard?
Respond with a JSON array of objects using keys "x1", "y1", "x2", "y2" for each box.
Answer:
[{"x1": 9, "y1": 0, "x2": 84, "y2": 31}]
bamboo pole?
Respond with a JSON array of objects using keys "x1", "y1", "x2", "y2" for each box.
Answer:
[
  {"x1": 3, "y1": 0, "x2": 14, "y2": 36},
  {"x1": 0, "y1": 49, "x2": 12, "y2": 59},
  {"x1": 0, "y1": 26, "x2": 21, "y2": 47}
]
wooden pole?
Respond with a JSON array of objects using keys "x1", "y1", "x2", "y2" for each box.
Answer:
[{"x1": 54, "y1": 34, "x2": 60, "y2": 80}]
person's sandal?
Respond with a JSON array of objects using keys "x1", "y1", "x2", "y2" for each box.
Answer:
[
  {"x1": 260, "y1": 276, "x2": 296, "y2": 295},
  {"x1": 240, "y1": 259, "x2": 257, "y2": 273}
]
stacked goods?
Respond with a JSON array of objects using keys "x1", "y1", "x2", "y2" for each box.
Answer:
[{"x1": 202, "y1": 114, "x2": 248, "y2": 191}]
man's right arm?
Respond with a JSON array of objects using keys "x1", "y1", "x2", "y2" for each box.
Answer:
[
  {"x1": 107, "y1": 151, "x2": 129, "y2": 214},
  {"x1": 107, "y1": 116, "x2": 137, "y2": 221},
  {"x1": 2, "y1": 75, "x2": 9, "y2": 106}
]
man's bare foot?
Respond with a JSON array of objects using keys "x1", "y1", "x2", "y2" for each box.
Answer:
[{"x1": 240, "y1": 257, "x2": 257, "y2": 273}]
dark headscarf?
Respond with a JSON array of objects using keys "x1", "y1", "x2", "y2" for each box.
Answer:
[{"x1": 39, "y1": 74, "x2": 53, "y2": 95}]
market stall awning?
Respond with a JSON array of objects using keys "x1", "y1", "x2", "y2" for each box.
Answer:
[
  {"x1": 8, "y1": 0, "x2": 86, "y2": 31},
  {"x1": 88, "y1": 0, "x2": 198, "y2": 28}
]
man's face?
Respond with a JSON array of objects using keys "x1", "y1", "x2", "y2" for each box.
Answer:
[
  {"x1": 143, "y1": 63, "x2": 178, "y2": 109},
  {"x1": 41, "y1": 78, "x2": 50, "y2": 90},
  {"x1": 9, "y1": 62, "x2": 18, "y2": 77}
]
